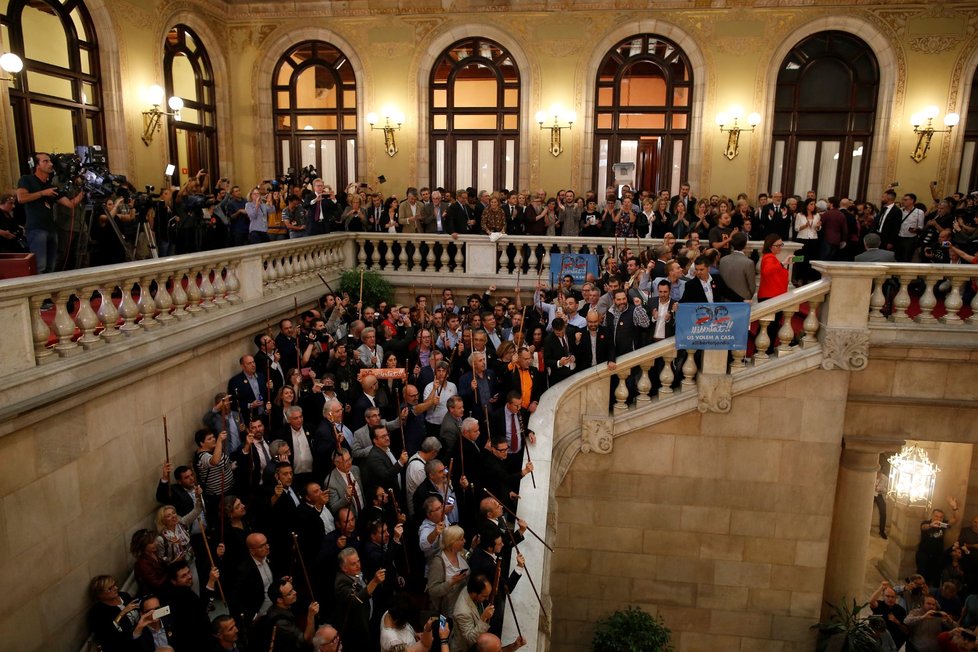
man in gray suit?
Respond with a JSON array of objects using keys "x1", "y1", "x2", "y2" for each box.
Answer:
[
  {"x1": 855, "y1": 233, "x2": 897, "y2": 262},
  {"x1": 718, "y1": 232, "x2": 756, "y2": 301},
  {"x1": 325, "y1": 449, "x2": 365, "y2": 517}
]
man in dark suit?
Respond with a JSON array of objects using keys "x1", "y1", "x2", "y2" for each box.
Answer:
[
  {"x1": 156, "y1": 463, "x2": 198, "y2": 514},
  {"x1": 227, "y1": 354, "x2": 270, "y2": 423},
  {"x1": 670, "y1": 183, "x2": 696, "y2": 217},
  {"x1": 229, "y1": 532, "x2": 279, "y2": 624},
  {"x1": 489, "y1": 391, "x2": 535, "y2": 477},
  {"x1": 333, "y1": 548, "x2": 385, "y2": 652},
  {"x1": 293, "y1": 481, "x2": 335, "y2": 599},
  {"x1": 605, "y1": 288, "x2": 650, "y2": 366},
  {"x1": 874, "y1": 189, "x2": 902, "y2": 251},
  {"x1": 758, "y1": 191, "x2": 791, "y2": 240},
  {"x1": 254, "y1": 333, "x2": 285, "y2": 396},
  {"x1": 360, "y1": 425, "x2": 408, "y2": 499},
  {"x1": 680, "y1": 256, "x2": 720, "y2": 305},
  {"x1": 503, "y1": 347, "x2": 545, "y2": 411},
  {"x1": 447, "y1": 189, "x2": 475, "y2": 234},
  {"x1": 573, "y1": 310, "x2": 610, "y2": 371},
  {"x1": 543, "y1": 318, "x2": 577, "y2": 385},
  {"x1": 481, "y1": 435, "x2": 533, "y2": 512},
  {"x1": 264, "y1": 462, "x2": 301, "y2": 556}
]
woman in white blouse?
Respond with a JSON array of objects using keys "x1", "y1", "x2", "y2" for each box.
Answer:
[
  {"x1": 426, "y1": 525, "x2": 470, "y2": 617},
  {"x1": 155, "y1": 488, "x2": 204, "y2": 592},
  {"x1": 793, "y1": 197, "x2": 821, "y2": 285}
]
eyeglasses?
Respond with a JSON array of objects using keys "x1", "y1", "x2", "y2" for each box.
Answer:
[
  {"x1": 773, "y1": 243, "x2": 784, "y2": 248},
  {"x1": 494, "y1": 446, "x2": 509, "y2": 452}
]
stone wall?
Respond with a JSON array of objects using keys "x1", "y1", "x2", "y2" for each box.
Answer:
[
  {"x1": 0, "y1": 323, "x2": 270, "y2": 651},
  {"x1": 551, "y1": 369, "x2": 850, "y2": 652}
]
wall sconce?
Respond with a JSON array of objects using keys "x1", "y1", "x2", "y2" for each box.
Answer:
[
  {"x1": 910, "y1": 106, "x2": 959, "y2": 163},
  {"x1": 141, "y1": 84, "x2": 184, "y2": 146},
  {"x1": 0, "y1": 52, "x2": 23, "y2": 82},
  {"x1": 535, "y1": 106, "x2": 575, "y2": 157},
  {"x1": 716, "y1": 107, "x2": 760, "y2": 160},
  {"x1": 366, "y1": 107, "x2": 403, "y2": 157}
]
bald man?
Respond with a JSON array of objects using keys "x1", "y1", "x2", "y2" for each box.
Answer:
[{"x1": 476, "y1": 632, "x2": 527, "y2": 652}]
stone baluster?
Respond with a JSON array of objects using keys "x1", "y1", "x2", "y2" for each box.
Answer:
[
  {"x1": 526, "y1": 246, "x2": 538, "y2": 274},
  {"x1": 369, "y1": 241, "x2": 381, "y2": 270},
  {"x1": 75, "y1": 287, "x2": 101, "y2": 349},
  {"x1": 730, "y1": 349, "x2": 746, "y2": 371},
  {"x1": 498, "y1": 246, "x2": 508, "y2": 274},
  {"x1": 941, "y1": 278, "x2": 964, "y2": 326},
  {"x1": 199, "y1": 267, "x2": 217, "y2": 311},
  {"x1": 398, "y1": 241, "x2": 408, "y2": 269},
  {"x1": 635, "y1": 362, "x2": 653, "y2": 404},
  {"x1": 513, "y1": 248, "x2": 523, "y2": 274},
  {"x1": 777, "y1": 309, "x2": 796, "y2": 356},
  {"x1": 613, "y1": 370, "x2": 630, "y2": 413},
  {"x1": 968, "y1": 285, "x2": 978, "y2": 326},
  {"x1": 680, "y1": 352, "x2": 697, "y2": 388},
  {"x1": 802, "y1": 297, "x2": 822, "y2": 348},
  {"x1": 889, "y1": 274, "x2": 914, "y2": 323},
  {"x1": 385, "y1": 239, "x2": 395, "y2": 268},
  {"x1": 541, "y1": 248, "x2": 550, "y2": 281},
  {"x1": 452, "y1": 243, "x2": 463, "y2": 270},
  {"x1": 658, "y1": 351, "x2": 675, "y2": 393},
  {"x1": 136, "y1": 277, "x2": 160, "y2": 330},
  {"x1": 50, "y1": 290, "x2": 79, "y2": 356},
  {"x1": 154, "y1": 273, "x2": 174, "y2": 324},
  {"x1": 298, "y1": 249, "x2": 310, "y2": 277},
  {"x1": 439, "y1": 242, "x2": 450, "y2": 271},
  {"x1": 868, "y1": 275, "x2": 887, "y2": 323},
  {"x1": 118, "y1": 280, "x2": 142, "y2": 334},
  {"x1": 425, "y1": 242, "x2": 436, "y2": 269},
  {"x1": 185, "y1": 270, "x2": 203, "y2": 313},
  {"x1": 914, "y1": 275, "x2": 940, "y2": 324},
  {"x1": 283, "y1": 255, "x2": 297, "y2": 286},
  {"x1": 412, "y1": 240, "x2": 422, "y2": 268},
  {"x1": 171, "y1": 272, "x2": 190, "y2": 319},
  {"x1": 212, "y1": 264, "x2": 229, "y2": 306},
  {"x1": 754, "y1": 316, "x2": 773, "y2": 363},
  {"x1": 357, "y1": 239, "x2": 367, "y2": 267},
  {"x1": 264, "y1": 256, "x2": 278, "y2": 289},
  {"x1": 31, "y1": 295, "x2": 56, "y2": 364},
  {"x1": 97, "y1": 286, "x2": 122, "y2": 340}
]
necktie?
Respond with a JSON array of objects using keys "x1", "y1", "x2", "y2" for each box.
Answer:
[
  {"x1": 286, "y1": 487, "x2": 298, "y2": 506},
  {"x1": 347, "y1": 472, "x2": 362, "y2": 512},
  {"x1": 510, "y1": 411, "x2": 519, "y2": 452},
  {"x1": 560, "y1": 337, "x2": 567, "y2": 353}
]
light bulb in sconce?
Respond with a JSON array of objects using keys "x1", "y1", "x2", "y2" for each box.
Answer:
[
  {"x1": 716, "y1": 113, "x2": 729, "y2": 126},
  {"x1": 366, "y1": 112, "x2": 378, "y2": 126},
  {"x1": 535, "y1": 110, "x2": 547, "y2": 125},
  {"x1": 146, "y1": 84, "x2": 165, "y2": 106},
  {"x1": 748, "y1": 112, "x2": 761, "y2": 127},
  {"x1": 924, "y1": 105, "x2": 940, "y2": 120},
  {"x1": 0, "y1": 52, "x2": 23, "y2": 74},
  {"x1": 167, "y1": 96, "x2": 184, "y2": 112},
  {"x1": 944, "y1": 113, "x2": 960, "y2": 128}
]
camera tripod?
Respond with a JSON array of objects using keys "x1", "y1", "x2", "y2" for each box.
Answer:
[{"x1": 106, "y1": 211, "x2": 158, "y2": 262}]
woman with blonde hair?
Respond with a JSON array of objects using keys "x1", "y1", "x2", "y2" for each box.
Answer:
[
  {"x1": 154, "y1": 485, "x2": 204, "y2": 591},
  {"x1": 426, "y1": 524, "x2": 470, "y2": 617}
]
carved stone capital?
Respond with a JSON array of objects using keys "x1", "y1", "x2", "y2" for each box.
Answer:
[
  {"x1": 580, "y1": 416, "x2": 613, "y2": 454},
  {"x1": 697, "y1": 373, "x2": 732, "y2": 413},
  {"x1": 821, "y1": 328, "x2": 870, "y2": 371}
]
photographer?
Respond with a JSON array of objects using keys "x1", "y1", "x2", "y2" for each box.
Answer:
[
  {"x1": 224, "y1": 185, "x2": 249, "y2": 247},
  {"x1": 0, "y1": 192, "x2": 27, "y2": 255},
  {"x1": 306, "y1": 178, "x2": 339, "y2": 236},
  {"x1": 90, "y1": 194, "x2": 132, "y2": 266},
  {"x1": 282, "y1": 195, "x2": 308, "y2": 239},
  {"x1": 16, "y1": 152, "x2": 85, "y2": 273},
  {"x1": 918, "y1": 499, "x2": 960, "y2": 589}
]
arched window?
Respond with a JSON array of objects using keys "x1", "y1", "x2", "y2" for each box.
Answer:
[
  {"x1": 770, "y1": 31, "x2": 879, "y2": 200},
  {"x1": 958, "y1": 67, "x2": 978, "y2": 193},
  {"x1": 2, "y1": 0, "x2": 104, "y2": 174},
  {"x1": 430, "y1": 37, "x2": 519, "y2": 192},
  {"x1": 273, "y1": 40, "x2": 357, "y2": 190},
  {"x1": 593, "y1": 35, "x2": 692, "y2": 194},
  {"x1": 164, "y1": 25, "x2": 218, "y2": 187}
]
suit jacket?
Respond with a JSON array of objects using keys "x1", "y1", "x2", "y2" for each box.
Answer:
[
  {"x1": 680, "y1": 276, "x2": 720, "y2": 304},
  {"x1": 452, "y1": 590, "x2": 490, "y2": 652},
  {"x1": 875, "y1": 204, "x2": 903, "y2": 247},
  {"x1": 759, "y1": 203, "x2": 791, "y2": 239},
  {"x1": 439, "y1": 416, "x2": 463, "y2": 464},
  {"x1": 360, "y1": 446, "x2": 402, "y2": 497},
  {"x1": 503, "y1": 365, "x2": 545, "y2": 405},
  {"x1": 325, "y1": 465, "x2": 365, "y2": 515},
  {"x1": 447, "y1": 200, "x2": 475, "y2": 234},
  {"x1": 293, "y1": 502, "x2": 331, "y2": 573},
  {"x1": 254, "y1": 351, "x2": 284, "y2": 394},
  {"x1": 457, "y1": 369, "x2": 499, "y2": 417},
  {"x1": 422, "y1": 202, "x2": 449, "y2": 233},
  {"x1": 398, "y1": 201, "x2": 425, "y2": 233},
  {"x1": 504, "y1": 203, "x2": 525, "y2": 235},
  {"x1": 543, "y1": 331, "x2": 576, "y2": 385},
  {"x1": 333, "y1": 572, "x2": 372, "y2": 649},
  {"x1": 574, "y1": 327, "x2": 610, "y2": 370},
  {"x1": 604, "y1": 305, "x2": 646, "y2": 362},
  {"x1": 646, "y1": 299, "x2": 677, "y2": 341},
  {"x1": 718, "y1": 250, "x2": 756, "y2": 301},
  {"x1": 854, "y1": 248, "x2": 897, "y2": 262},
  {"x1": 156, "y1": 481, "x2": 197, "y2": 515},
  {"x1": 227, "y1": 371, "x2": 268, "y2": 419}
]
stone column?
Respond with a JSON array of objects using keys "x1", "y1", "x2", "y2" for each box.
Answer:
[{"x1": 823, "y1": 437, "x2": 890, "y2": 614}]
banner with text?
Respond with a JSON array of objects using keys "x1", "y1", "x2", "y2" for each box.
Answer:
[
  {"x1": 549, "y1": 253, "x2": 599, "y2": 286},
  {"x1": 675, "y1": 302, "x2": 751, "y2": 350}
]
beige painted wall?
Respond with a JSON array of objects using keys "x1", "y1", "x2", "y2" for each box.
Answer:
[
  {"x1": 2, "y1": 1, "x2": 975, "y2": 200},
  {"x1": 552, "y1": 368, "x2": 850, "y2": 651}
]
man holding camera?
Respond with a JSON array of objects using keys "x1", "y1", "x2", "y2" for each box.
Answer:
[
  {"x1": 17, "y1": 152, "x2": 85, "y2": 273},
  {"x1": 918, "y1": 498, "x2": 960, "y2": 588}
]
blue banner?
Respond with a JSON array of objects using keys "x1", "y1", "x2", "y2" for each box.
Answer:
[
  {"x1": 549, "y1": 253, "x2": 599, "y2": 286},
  {"x1": 675, "y1": 302, "x2": 751, "y2": 350}
]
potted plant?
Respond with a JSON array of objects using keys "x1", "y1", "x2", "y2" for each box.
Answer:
[
  {"x1": 810, "y1": 599, "x2": 883, "y2": 652},
  {"x1": 592, "y1": 606, "x2": 672, "y2": 652},
  {"x1": 339, "y1": 267, "x2": 393, "y2": 312}
]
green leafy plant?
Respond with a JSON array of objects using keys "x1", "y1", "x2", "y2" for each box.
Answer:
[
  {"x1": 339, "y1": 267, "x2": 393, "y2": 311},
  {"x1": 810, "y1": 599, "x2": 882, "y2": 652},
  {"x1": 592, "y1": 606, "x2": 673, "y2": 652}
]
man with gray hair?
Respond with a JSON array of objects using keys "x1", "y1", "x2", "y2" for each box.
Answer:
[
  {"x1": 313, "y1": 398, "x2": 354, "y2": 462},
  {"x1": 439, "y1": 395, "x2": 466, "y2": 464},
  {"x1": 351, "y1": 406, "x2": 401, "y2": 460},
  {"x1": 355, "y1": 326, "x2": 383, "y2": 368},
  {"x1": 312, "y1": 624, "x2": 341, "y2": 652},
  {"x1": 855, "y1": 232, "x2": 896, "y2": 263},
  {"x1": 412, "y1": 457, "x2": 459, "y2": 526},
  {"x1": 406, "y1": 436, "x2": 443, "y2": 518}
]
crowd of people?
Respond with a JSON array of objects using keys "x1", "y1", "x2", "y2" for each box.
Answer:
[
  {"x1": 867, "y1": 499, "x2": 978, "y2": 652},
  {"x1": 8, "y1": 156, "x2": 978, "y2": 275},
  {"x1": 40, "y1": 169, "x2": 972, "y2": 651}
]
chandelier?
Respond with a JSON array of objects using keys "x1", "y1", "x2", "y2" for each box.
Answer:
[{"x1": 887, "y1": 444, "x2": 940, "y2": 509}]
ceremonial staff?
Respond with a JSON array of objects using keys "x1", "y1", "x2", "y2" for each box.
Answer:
[
  {"x1": 489, "y1": 557, "x2": 502, "y2": 604},
  {"x1": 290, "y1": 532, "x2": 316, "y2": 602},
  {"x1": 293, "y1": 297, "x2": 302, "y2": 373},
  {"x1": 197, "y1": 517, "x2": 228, "y2": 605},
  {"x1": 358, "y1": 268, "x2": 365, "y2": 320},
  {"x1": 504, "y1": 523, "x2": 546, "y2": 618},
  {"x1": 163, "y1": 416, "x2": 171, "y2": 497},
  {"x1": 268, "y1": 625, "x2": 277, "y2": 652},
  {"x1": 505, "y1": 583, "x2": 523, "y2": 640},
  {"x1": 519, "y1": 411, "x2": 536, "y2": 490},
  {"x1": 387, "y1": 489, "x2": 411, "y2": 574},
  {"x1": 482, "y1": 488, "x2": 554, "y2": 553}
]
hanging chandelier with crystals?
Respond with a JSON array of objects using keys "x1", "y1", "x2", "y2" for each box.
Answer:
[{"x1": 887, "y1": 444, "x2": 940, "y2": 509}]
